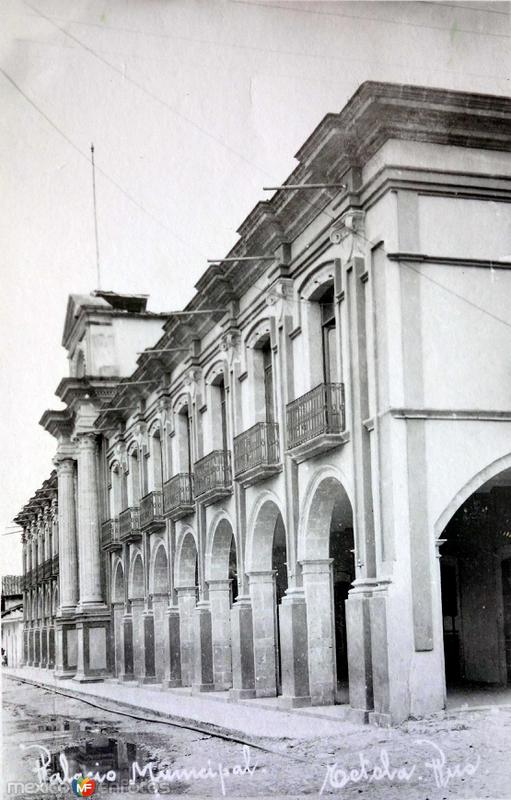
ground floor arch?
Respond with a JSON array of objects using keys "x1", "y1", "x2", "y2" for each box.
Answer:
[
  {"x1": 438, "y1": 467, "x2": 511, "y2": 698},
  {"x1": 207, "y1": 517, "x2": 238, "y2": 689},
  {"x1": 150, "y1": 541, "x2": 169, "y2": 681},
  {"x1": 175, "y1": 530, "x2": 199, "y2": 686},
  {"x1": 299, "y1": 473, "x2": 355, "y2": 705},
  {"x1": 247, "y1": 497, "x2": 288, "y2": 697}
]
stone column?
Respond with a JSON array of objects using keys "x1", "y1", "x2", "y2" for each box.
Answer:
[
  {"x1": 208, "y1": 580, "x2": 232, "y2": 689},
  {"x1": 76, "y1": 434, "x2": 103, "y2": 606},
  {"x1": 278, "y1": 588, "x2": 311, "y2": 708},
  {"x1": 176, "y1": 586, "x2": 197, "y2": 686},
  {"x1": 229, "y1": 596, "x2": 256, "y2": 699},
  {"x1": 55, "y1": 458, "x2": 78, "y2": 612},
  {"x1": 249, "y1": 571, "x2": 278, "y2": 697},
  {"x1": 301, "y1": 559, "x2": 336, "y2": 705}
]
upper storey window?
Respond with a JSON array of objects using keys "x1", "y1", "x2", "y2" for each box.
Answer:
[
  {"x1": 262, "y1": 340, "x2": 275, "y2": 423},
  {"x1": 320, "y1": 283, "x2": 338, "y2": 384}
]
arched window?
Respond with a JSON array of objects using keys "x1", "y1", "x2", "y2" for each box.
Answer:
[
  {"x1": 128, "y1": 449, "x2": 141, "y2": 506},
  {"x1": 150, "y1": 430, "x2": 164, "y2": 491},
  {"x1": 318, "y1": 282, "x2": 338, "y2": 384},
  {"x1": 176, "y1": 406, "x2": 193, "y2": 473}
]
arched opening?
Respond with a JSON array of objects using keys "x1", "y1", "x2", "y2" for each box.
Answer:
[
  {"x1": 129, "y1": 553, "x2": 145, "y2": 679},
  {"x1": 151, "y1": 543, "x2": 169, "y2": 681},
  {"x1": 272, "y1": 514, "x2": 287, "y2": 693},
  {"x1": 149, "y1": 429, "x2": 164, "y2": 492},
  {"x1": 439, "y1": 467, "x2": 511, "y2": 704},
  {"x1": 300, "y1": 474, "x2": 355, "y2": 705},
  {"x1": 176, "y1": 531, "x2": 199, "y2": 686},
  {"x1": 127, "y1": 449, "x2": 141, "y2": 507},
  {"x1": 129, "y1": 555, "x2": 144, "y2": 600},
  {"x1": 248, "y1": 498, "x2": 288, "y2": 697},
  {"x1": 207, "y1": 519, "x2": 237, "y2": 689},
  {"x1": 111, "y1": 561, "x2": 125, "y2": 678},
  {"x1": 112, "y1": 561, "x2": 125, "y2": 603},
  {"x1": 152, "y1": 544, "x2": 169, "y2": 594}
]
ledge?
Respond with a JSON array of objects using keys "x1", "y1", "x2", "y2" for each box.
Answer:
[{"x1": 287, "y1": 431, "x2": 350, "y2": 464}]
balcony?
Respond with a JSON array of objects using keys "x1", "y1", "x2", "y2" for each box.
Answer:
[
  {"x1": 140, "y1": 490, "x2": 165, "y2": 532},
  {"x1": 286, "y1": 382, "x2": 348, "y2": 462},
  {"x1": 42, "y1": 559, "x2": 52, "y2": 580},
  {"x1": 194, "y1": 450, "x2": 232, "y2": 506},
  {"x1": 101, "y1": 518, "x2": 122, "y2": 552},
  {"x1": 234, "y1": 422, "x2": 281, "y2": 487},
  {"x1": 51, "y1": 555, "x2": 59, "y2": 576},
  {"x1": 163, "y1": 473, "x2": 195, "y2": 521},
  {"x1": 119, "y1": 506, "x2": 141, "y2": 544}
]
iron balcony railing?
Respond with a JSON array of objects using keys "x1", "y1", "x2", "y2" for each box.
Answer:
[
  {"x1": 101, "y1": 518, "x2": 120, "y2": 550},
  {"x1": 119, "y1": 506, "x2": 141, "y2": 542},
  {"x1": 51, "y1": 554, "x2": 59, "y2": 576},
  {"x1": 194, "y1": 450, "x2": 232, "y2": 499},
  {"x1": 233, "y1": 421, "x2": 280, "y2": 478},
  {"x1": 140, "y1": 490, "x2": 164, "y2": 530},
  {"x1": 163, "y1": 473, "x2": 194, "y2": 516},
  {"x1": 286, "y1": 382, "x2": 345, "y2": 450}
]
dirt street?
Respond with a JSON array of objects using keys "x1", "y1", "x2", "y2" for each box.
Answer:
[{"x1": 2, "y1": 677, "x2": 511, "y2": 799}]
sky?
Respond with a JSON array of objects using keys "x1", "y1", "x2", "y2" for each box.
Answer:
[{"x1": 1, "y1": 0, "x2": 510, "y2": 574}]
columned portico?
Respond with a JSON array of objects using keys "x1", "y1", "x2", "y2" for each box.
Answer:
[
  {"x1": 71, "y1": 432, "x2": 111, "y2": 681},
  {"x1": 76, "y1": 433, "x2": 103, "y2": 607},
  {"x1": 54, "y1": 457, "x2": 79, "y2": 678}
]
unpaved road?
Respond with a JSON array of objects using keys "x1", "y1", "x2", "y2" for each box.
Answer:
[{"x1": 2, "y1": 676, "x2": 511, "y2": 798}]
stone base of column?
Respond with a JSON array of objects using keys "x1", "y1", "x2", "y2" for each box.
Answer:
[
  {"x1": 192, "y1": 602, "x2": 214, "y2": 694},
  {"x1": 163, "y1": 606, "x2": 182, "y2": 688},
  {"x1": 346, "y1": 583, "x2": 375, "y2": 715},
  {"x1": 72, "y1": 607, "x2": 111, "y2": 683},
  {"x1": 229, "y1": 597, "x2": 256, "y2": 700},
  {"x1": 278, "y1": 591, "x2": 311, "y2": 709}
]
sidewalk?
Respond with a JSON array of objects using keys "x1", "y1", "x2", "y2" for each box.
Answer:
[{"x1": 3, "y1": 667, "x2": 364, "y2": 741}]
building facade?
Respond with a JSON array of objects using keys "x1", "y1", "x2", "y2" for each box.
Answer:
[
  {"x1": 15, "y1": 82, "x2": 511, "y2": 724},
  {"x1": 1, "y1": 576, "x2": 24, "y2": 668}
]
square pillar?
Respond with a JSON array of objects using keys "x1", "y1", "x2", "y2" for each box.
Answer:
[
  {"x1": 120, "y1": 613, "x2": 135, "y2": 682},
  {"x1": 138, "y1": 611, "x2": 158, "y2": 685},
  {"x1": 40, "y1": 625, "x2": 48, "y2": 668},
  {"x1": 229, "y1": 597, "x2": 256, "y2": 700},
  {"x1": 278, "y1": 589, "x2": 311, "y2": 708},
  {"x1": 301, "y1": 559, "x2": 336, "y2": 705},
  {"x1": 208, "y1": 580, "x2": 232, "y2": 690},
  {"x1": 47, "y1": 625, "x2": 55, "y2": 669},
  {"x1": 249, "y1": 571, "x2": 278, "y2": 697},
  {"x1": 34, "y1": 628, "x2": 41, "y2": 667},
  {"x1": 177, "y1": 587, "x2": 197, "y2": 687},
  {"x1": 192, "y1": 601, "x2": 214, "y2": 693},
  {"x1": 346, "y1": 582, "x2": 374, "y2": 720},
  {"x1": 163, "y1": 605, "x2": 182, "y2": 688}
]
